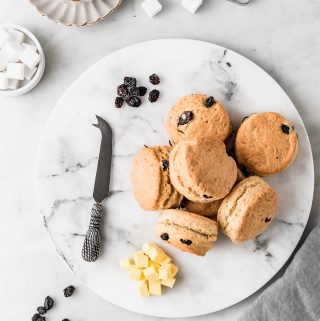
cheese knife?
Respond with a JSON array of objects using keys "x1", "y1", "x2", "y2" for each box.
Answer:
[{"x1": 82, "y1": 115, "x2": 112, "y2": 262}]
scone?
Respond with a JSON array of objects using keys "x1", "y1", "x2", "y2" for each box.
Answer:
[
  {"x1": 169, "y1": 138, "x2": 237, "y2": 202},
  {"x1": 131, "y1": 146, "x2": 183, "y2": 211},
  {"x1": 155, "y1": 209, "x2": 219, "y2": 256},
  {"x1": 217, "y1": 176, "x2": 279, "y2": 243},
  {"x1": 235, "y1": 112, "x2": 298, "y2": 176},
  {"x1": 166, "y1": 94, "x2": 232, "y2": 146},
  {"x1": 185, "y1": 199, "x2": 222, "y2": 217}
]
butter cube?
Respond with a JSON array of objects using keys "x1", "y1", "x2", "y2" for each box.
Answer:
[
  {"x1": 119, "y1": 258, "x2": 132, "y2": 270},
  {"x1": 138, "y1": 281, "x2": 150, "y2": 297},
  {"x1": 148, "y1": 260, "x2": 160, "y2": 271},
  {"x1": 160, "y1": 256, "x2": 172, "y2": 266},
  {"x1": 159, "y1": 264, "x2": 172, "y2": 280},
  {"x1": 161, "y1": 278, "x2": 176, "y2": 288},
  {"x1": 142, "y1": 242, "x2": 155, "y2": 256},
  {"x1": 143, "y1": 266, "x2": 159, "y2": 283},
  {"x1": 148, "y1": 245, "x2": 167, "y2": 263},
  {"x1": 129, "y1": 267, "x2": 143, "y2": 281},
  {"x1": 148, "y1": 280, "x2": 162, "y2": 296},
  {"x1": 170, "y1": 264, "x2": 179, "y2": 278},
  {"x1": 133, "y1": 251, "x2": 149, "y2": 268}
]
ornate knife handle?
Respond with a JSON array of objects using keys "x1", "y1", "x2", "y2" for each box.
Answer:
[{"x1": 82, "y1": 203, "x2": 103, "y2": 262}]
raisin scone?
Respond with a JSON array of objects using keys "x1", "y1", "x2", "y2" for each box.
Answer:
[
  {"x1": 155, "y1": 209, "x2": 219, "y2": 256},
  {"x1": 131, "y1": 146, "x2": 183, "y2": 211},
  {"x1": 166, "y1": 94, "x2": 232, "y2": 146},
  {"x1": 217, "y1": 176, "x2": 279, "y2": 243},
  {"x1": 235, "y1": 112, "x2": 298, "y2": 176}
]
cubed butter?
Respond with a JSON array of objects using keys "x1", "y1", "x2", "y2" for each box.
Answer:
[
  {"x1": 138, "y1": 281, "x2": 150, "y2": 297},
  {"x1": 160, "y1": 256, "x2": 172, "y2": 266},
  {"x1": 119, "y1": 258, "x2": 132, "y2": 270},
  {"x1": 148, "y1": 245, "x2": 167, "y2": 263},
  {"x1": 170, "y1": 264, "x2": 179, "y2": 278},
  {"x1": 159, "y1": 264, "x2": 172, "y2": 280},
  {"x1": 142, "y1": 242, "x2": 155, "y2": 256},
  {"x1": 161, "y1": 278, "x2": 176, "y2": 288},
  {"x1": 143, "y1": 266, "x2": 159, "y2": 283},
  {"x1": 129, "y1": 267, "x2": 143, "y2": 281},
  {"x1": 148, "y1": 280, "x2": 162, "y2": 296},
  {"x1": 133, "y1": 251, "x2": 149, "y2": 268}
]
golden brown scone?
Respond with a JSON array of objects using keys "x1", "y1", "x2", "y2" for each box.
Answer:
[
  {"x1": 217, "y1": 176, "x2": 279, "y2": 243},
  {"x1": 131, "y1": 146, "x2": 183, "y2": 211},
  {"x1": 185, "y1": 199, "x2": 222, "y2": 217},
  {"x1": 169, "y1": 138, "x2": 237, "y2": 202},
  {"x1": 155, "y1": 209, "x2": 219, "y2": 256},
  {"x1": 166, "y1": 94, "x2": 232, "y2": 146},
  {"x1": 235, "y1": 112, "x2": 298, "y2": 176}
]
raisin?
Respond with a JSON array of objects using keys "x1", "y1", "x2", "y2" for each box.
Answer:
[
  {"x1": 115, "y1": 97, "x2": 124, "y2": 108},
  {"x1": 62, "y1": 319, "x2": 70, "y2": 321},
  {"x1": 203, "y1": 194, "x2": 212, "y2": 199},
  {"x1": 117, "y1": 84, "x2": 129, "y2": 97},
  {"x1": 238, "y1": 164, "x2": 250, "y2": 177},
  {"x1": 138, "y1": 86, "x2": 147, "y2": 96},
  {"x1": 37, "y1": 307, "x2": 47, "y2": 315},
  {"x1": 124, "y1": 77, "x2": 136, "y2": 87},
  {"x1": 126, "y1": 96, "x2": 141, "y2": 107},
  {"x1": 63, "y1": 285, "x2": 75, "y2": 297},
  {"x1": 128, "y1": 86, "x2": 140, "y2": 96},
  {"x1": 281, "y1": 124, "x2": 290, "y2": 134},
  {"x1": 148, "y1": 89, "x2": 160, "y2": 103},
  {"x1": 178, "y1": 111, "x2": 193, "y2": 125},
  {"x1": 44, "y1": 296, "x2": 54, "y2": 311},
  {"x1": 265, "y1": 217, "x2": 272, "y2": 223},
  {"x1": 32, "y1": 314, "x2": 42, "y2": 321},
  {"x1": 226, "y1": 62, "x2": 232, "y2": 67},
  {"x1": 162, "y1": 160, "x2": 169, "y2": 171},
  {"x1": 169, "y1": 140, "x2": 173, "y2": 147},
  {"x1": 160, "y1": 233, "x2": 169, "y2": 241},
  {"x1": 149, "y1": 73, "x2": 160, "y2": 85},
  {"x1": 204, "y1": 96, "x2": 215, "y2": 108},
  {"x1": 180, "y1": 239, "x2": 192, "y2": 246}
]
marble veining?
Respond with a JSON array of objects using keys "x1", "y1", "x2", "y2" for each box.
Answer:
[{"x1": 36, "y1": 39, "x2": 314, "y2": 318}]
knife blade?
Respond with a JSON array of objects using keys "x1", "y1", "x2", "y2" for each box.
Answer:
[{"x1": 82, "y1": 115, "x2": 113, "y2": 262}]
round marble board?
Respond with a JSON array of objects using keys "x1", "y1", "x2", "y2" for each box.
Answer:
[{"x1": 36, "y1": 39, "x2": 314, "y2": 318}]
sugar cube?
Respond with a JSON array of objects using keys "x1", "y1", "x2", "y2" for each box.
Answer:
[
  {"x1": 8, "y1": 78, "x2": 21, "y2": 90},
  {"x1": 8, "y1": 29, "x2": 25, "y2": 44},
  {"x1": 181, "y1": 0, "x2": 203, "y2": 14},
  {"x1": 3, "y1": 41, "x2": 23, "y2": 62},
  {"x1": 22, "y1": 42, "x2": 38, "y2": 52},
  {"x1": 0, "y1": 50, "x2": 8, "y2": 71},
  {"x1": 24, "y1": 66, "x2": 37, "y2": 81},
  {"x1": 19, "y1": 46, "x2": 41, "y2": 69},
  {"x1": 0, "y1": 28, "x2": 10, "y2": 48},
  {"x1": 0, "y1": 71, "x2": 8, "y2": 89},
  {"x1": 141, "y1": 0, "x2": 162, "y2": 18},
  {"x1": 6, "y1": 63, "x2": 25, "y2": 80}
]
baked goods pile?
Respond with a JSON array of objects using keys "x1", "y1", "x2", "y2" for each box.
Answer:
[{"x1": 131, "y1": 94, "x2": 299, "y2": 256}]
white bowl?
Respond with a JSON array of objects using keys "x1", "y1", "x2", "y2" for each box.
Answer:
[{"x1": 0, "y1": 24, "x2": 45, "y2": 97}]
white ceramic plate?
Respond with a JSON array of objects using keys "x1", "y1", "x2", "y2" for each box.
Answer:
[
  {"x1": 28, "y1": 0, "x2": 122, "y2": 26},
  {"x1": 36, "y1": 39, "x2": 314, "y2": 318}
]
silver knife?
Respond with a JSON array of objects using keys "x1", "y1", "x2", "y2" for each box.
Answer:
[{"x1": 82, "y1": 115, "x2": 112, "y2": 262}]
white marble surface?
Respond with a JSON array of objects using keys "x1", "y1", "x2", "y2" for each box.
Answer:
[
  {"x1": 36, "y1": 39, "x2": 313, "y2": 318},
  {"x1": 0, "y1": 1, "x2": 320, "y2": 320}
]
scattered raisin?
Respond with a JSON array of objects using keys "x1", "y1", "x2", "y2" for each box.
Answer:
[
  {"x1": 238, "y1": 164, "x2": 250, "y2": 177},
  {"x1": 115, "y1": 97, "x2": 124, "y2": 108},
  {"x1": 203, "y1": 194, "x2": 212, "y2": 199},
  {"x1": 162, "y1": 160, "x2": 169, "y2": 170},
  {"x1": 265, "y1": 217, "x2": 272, "y2": 223},
  {"x1": 160, "y1": 233, "x2": 169, "y2": 241},
  {"x1": 63, "y1": 285, "x2": 75, "y2": 297},
  {"x1": 226, "y1": 62, "x2": 232, "y2": 67},
  {"x1": 148, "y1": 89, "x2": 160, "y2": 103},
  {"x1": 37, "y1": 307, "x2": 47, "y2": 315},
  {"x1": 128, "y1": 86, "x2": 140, "y2": 96},
  {"x1": 281, "y1": 124, "x2": 290, "y2": 134},
  {"x1": 138, "y1": 86, "x2": 147, "y2": 96},
  {"x1": 204, "y1": 96, "x2": 215, "y2": 108},
  {"x1": 44, "y1": 296, "x2": 54, "y2": 311},
  {"x1": 124, "y1": 77, "x2": 136, "y2": 87},
  {"x1": 117, "y1": 84, "x2": 129, "y2": 97},
  {"x1": 149, "y1": 73, "x2": 160, "y2": 85},
  {"x1": 126, "y1": 96, "x2": 141, "y2": 107},
  {"x1": 180, "y1": 239, "x2": 192, "y2": 246},
  {"x1": 178, "y1": 111, "x2": 193, "y2": 125}
]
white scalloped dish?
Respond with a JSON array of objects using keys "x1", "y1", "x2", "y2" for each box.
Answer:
[{"x1": 28, "y1": 0, "x2": 122, "y2": 27}]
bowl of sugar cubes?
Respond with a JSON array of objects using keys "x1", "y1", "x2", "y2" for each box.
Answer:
[{"x1": 0, "y1": 24, "x2": 45, "y2": 97}]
